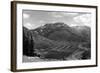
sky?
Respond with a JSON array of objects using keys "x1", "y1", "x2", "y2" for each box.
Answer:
[{"x1": 23, "y1": 10, "x2": 91, "y2": 29}]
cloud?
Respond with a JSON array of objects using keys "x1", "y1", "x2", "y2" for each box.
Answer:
[
  {"x1": 70, "y1": 24, "x2": 79, "y2": 27},
  {"x1": 74, "y1": 14, "x2": 91, "y2": 27},
  {"x1": 61, "y1": 12, "x2": 79, "y2": 17},
  {"x1": 24, "y1": 23, "x2": 32, "y2": 29},
  {"x1": 50, "y1": 12, "x2": 79, "y2": 18},
  {"x1": 23, "y1": 13, "x2": 30, "y2": 19},
  {"x1": 53, "y1": 14, "x2": 63, "y2": 18},
  {"x1": 39, "y1": 20, "x2": 45, "y2": 23},
  {"x1": 50, "y1": 12, "x2": 63, "y2": 18}
]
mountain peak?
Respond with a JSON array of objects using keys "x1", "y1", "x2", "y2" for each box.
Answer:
[{"x1": 44, "y1": 22, "x2": 68, "y2": 27}]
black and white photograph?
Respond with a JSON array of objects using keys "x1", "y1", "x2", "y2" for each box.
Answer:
[
  {"x1": 23, "y1": 10, "x2": 91, "y2": 62},
  {"x1": 11, "y1": 1, "x2": 97, "y2": 71}
]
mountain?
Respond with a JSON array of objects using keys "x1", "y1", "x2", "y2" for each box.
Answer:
[
  {"x1": 32, "y1": 22, "x2": 70, "y2": 37},
  {"x1": 71, "y1": 26, "x2": 91, "y2": 42},
  {"x1": 23, "y1": 27, "x2": 35, "y2": 56},
  {"x1": 23, "y1": 22, "x2": 91, "y2": 60},
  {"x1": 32, "y1": 22, "x2": 87, "y2": 42}
]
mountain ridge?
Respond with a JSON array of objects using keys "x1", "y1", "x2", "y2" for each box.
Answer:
[{"x1": 23, "y1": 22, "x2": 91, "y2": 60}]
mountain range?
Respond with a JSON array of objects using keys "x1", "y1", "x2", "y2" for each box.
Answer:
[
  {"x1": 23, "y1": 22, "x2": 91, "y2": 60},
  {"x1": 32, "y1": 22, "x2": 90, "y2": 42}
]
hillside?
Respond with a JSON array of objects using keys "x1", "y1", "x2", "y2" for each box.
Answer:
[
  {"x1": 23, "y1": 22, "x2": 91, "y2": 61},
  {"x1": 32, "y1": 22, "x2": 90, "y2": 42}
]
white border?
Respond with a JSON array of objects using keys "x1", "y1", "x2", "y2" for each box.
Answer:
[{"x1": 17, "y1": 3, "x2": 96, "y2": 69}]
